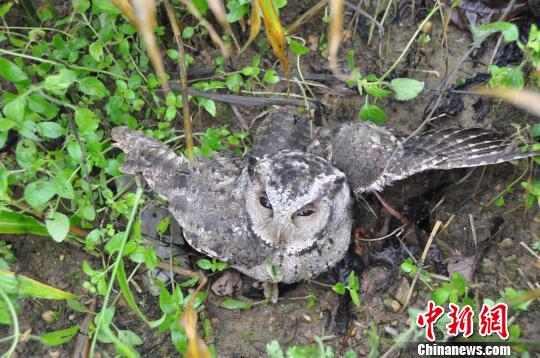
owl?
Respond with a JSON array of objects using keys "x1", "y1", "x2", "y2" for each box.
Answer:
[{"x1": 112, "y1": 108, "x2": 536, "y2": 284}]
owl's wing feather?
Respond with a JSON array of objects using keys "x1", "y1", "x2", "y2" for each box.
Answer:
[
  {"x1": 309, "y1": 122, "x2": 537, "y2": 194},
  {"x1": 252, "y1": 108, "x2": 312, "y2": 157},
  {"x1": 112, "y1": 126, "x2": 190, "y2": 199},
  {"x1": 387, "y1": 127, "x2": 536, "y2": 179},
  {"x1": 112, "y1": 127, "x2": 270, "y2": 268}
]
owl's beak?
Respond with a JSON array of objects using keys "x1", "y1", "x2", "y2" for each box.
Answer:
[{"x1": 275, "y1": 227, "x2": 284, "y2": 246}]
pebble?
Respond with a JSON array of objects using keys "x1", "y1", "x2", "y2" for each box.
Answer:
[{"x1": 41, "y1": 311, "x2": 56, "y2": 323}]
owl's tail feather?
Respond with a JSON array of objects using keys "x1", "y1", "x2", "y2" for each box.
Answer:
[
  {"x1": 111, "y1": 126, "x2": 190, "y2": 198},
  {"x1": 396, "y1": 127, "x2": 537, "y2": 176}
]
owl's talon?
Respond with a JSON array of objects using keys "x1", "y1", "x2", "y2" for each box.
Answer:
[{"x1": 373, "y1": 192, "x2": 411, "y2": 225}]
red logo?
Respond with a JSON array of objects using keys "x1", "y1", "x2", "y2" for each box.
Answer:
[
  {"x1": 478, "y1": 303, "x2": 509, "y2": 340},
  {"x1": 446, "y1": 303, "x2": 474, "y2": 337},
  {"x1": 416, "y1": 301, "x2": 445, "y2": 341},
  {"x1": 417, "y1": 301, "x2": 509, "y2": 341}
]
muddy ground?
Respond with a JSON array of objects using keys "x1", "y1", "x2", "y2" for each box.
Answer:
[{"x1": 1, "y1": 0, "x2": 539, "y2": 357}]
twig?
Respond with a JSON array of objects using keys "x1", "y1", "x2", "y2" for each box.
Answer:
[
  {"x1": 177, "y1": 0, "x2": 230, "y2": 57},
  {"x1": 164, "y1": 0, "x2": 194, "y2": 161},
  {"x1": 167, "y1": 85, "x2": 319, "y2": 107},
  {"x1": 287, "y1": 0, "x2": 327, "y2": 34},
  {"x1": 399, "y1": 220, "x2": 443, "y2": 313},
  {"x1": 67, "y1": 113, "x2": 96, "y2": 216},
  {"x1": 357, "y1": 224, "x2": 407, "y2": 242},
  {"x1": 156, "y1": 261, "x2": 199, "y2": 278},
  {"x1": 379, "y1": 2, "x2": 441, "y2": 81},
  {"x1": 468, "y1": 214, "x2": 478, "y2": 248},
  {"x1": 520, "y1": 242, "x2": 540, "y2": 261}
]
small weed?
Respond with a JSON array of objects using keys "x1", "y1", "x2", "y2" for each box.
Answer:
[
  {"x1": 332, "y1": 271, "x2": 361, "y2": 308},
  {"x1": 196, "y1": 258, "x2": 229, "y2": 272}
]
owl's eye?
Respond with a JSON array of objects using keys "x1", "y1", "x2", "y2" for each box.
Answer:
[
  {"x1": 259, "y1": 196, "x2": 272, "y2": 209},
  {"x1": 296, "y1": 209, "x2": 314, "y2": 217}
]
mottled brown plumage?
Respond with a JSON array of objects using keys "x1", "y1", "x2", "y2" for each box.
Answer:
[{"x1": 112, "y1": 108, "x2": 537, "y2": 284}]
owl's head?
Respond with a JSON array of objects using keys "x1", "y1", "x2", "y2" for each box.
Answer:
[{"x1": 244, "y1": 151, "x2": 352, "y2": 264}]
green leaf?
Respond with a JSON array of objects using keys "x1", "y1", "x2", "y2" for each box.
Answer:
[
  {"x1": 226, "y1": 73, "x2": 243, "y2": 92},
  {"x1": 196, "y1": 258, "x2": 212, "y2": 270},
  {"x1": 73, "y1": 0, "x2": 90, "y2": 14},
  {"x1": 0, "y1": 210, "x2": 48, "y2": 236},
  {"x1": 332, "y1": 282, "x2": 346, "y2": 295},
  {"x1": 431, "y1": 287, "x2": 450, "y2": 305},
  {"x1": 24, "y1": 180, "x2": 57, "y2": 209},
  {"x1": 0, "y1": 57, "x2": 28, "y2": 82},
  {"x1": 199, "y1": 98, "x2": 216, "y2": 117},
  {"x1": 166, "y1": 49, "x2": 179, "y2": 61},
  {"x1": 78, "y1": 77, "x2": 110, "y2": 99},
  {"x1": 390, "y1": 78, "x2": 424, "y2": 100},
  {"x1": 118, "y1": 329, "x2": 143, "y2": 346},
  {"x1": 400, "y1": 258, "x2": 415, "y2": 273},
  {"x1": 166, "y1": 92, "x2": 176, "y2": 107},
  {"x1": 471, "y1": 22, "x2": 519, "y2": 44},
  {"x1": 74, "y1": 107, "x2": 99, "y2": 133},
  {"x1": 220, "y1": 298, "x2": 254, "y2": 310},
  {"x1": 117, "y1": 259, "x2": 155, "y2": 324},
  {"x1": 89, "y1": 41, "x2": 103, "y2": 62},
  {"x1": 37, "y1": 122, "x2": 64, "y2": 139},
  {"x1": 226, "y1": 0, "x2": 248, "y2": 22},
  {"x1": 349, "y1": 289, "x2": 361, "y2": 308},
  {"x1": 488, "y1": 65, "x2": 524, "y2": 88},
  {"x1": 67, "y1": 140, "x2": 82, "y2": 161},
  {"x1": 266, "y1": 341, "x2": 285, "y2": 358},
  {"x1": 359, "y1": 104, "x2": 387, "y2": 124},
  {"x1": 16, "y1": 138, "x2": 37, "y2": 169},
  {"x1": 0, "y1": 3, "x2": 13, "y2": 18},
  {"x1": 0, "y1": 269, "x2": 77, "y2": 299},
  {"x1": 45, "y1": 212, "x2": 70, "y2": 243},
  {"x1": 0, "y1": 164, "x2": 8, "y2": 199},
  {"x1": 53, "y1": 174, "x2": 75, "y2": 200},
  {"x1": 364, "y1": 83, "x2": 392, "y2": 98},
  {"x1": 3, "y1": 95, "x2": 27, "y2": 123},
  {"x1": 44, "y1": 69, "x2": 77, "y2": 93},
  {"x1": 290, "y1": 39, "x2": 309, "y2": 55},
  {"x1": 0, "y1": 118, "x2": 16, "y2": 132},
  {"x1": 28, "y1": 95, "x2": 59, "y2": 119},
  {"x1": 165, "y1": 106, "x2": 176, "y2": 121},
  {"x1": 144, "y1": 247, "x2": 158, "y2": 269},
  {"x1": 263, "y1": 69, "x2": 280, "y2": 84},
  {"x1": 347, "y1": 271, "x2": 359, "y2": 291},
  {"x1": 41, "y1": 325, "x2": 79, "y2": 346},
  {"x1": 182, "y1": 26, "x2": 195, "y2": 39}
]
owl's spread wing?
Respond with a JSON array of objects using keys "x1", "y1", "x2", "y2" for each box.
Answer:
[
  {"x1": 308, "y1": 122, "x2": 537, "y2": 193},
  {"x1": 251, "y1": 107, "x2": 313, "y2": 157},
  {"x1": 385, "y1": 127, "x2": 536, "y2": 181},
  {"x1": 112, "y1": 127, "x2": 270, "y2": 267},
  {"x1": 112, "y1": 126, "x2": 191, "y2": 198}
]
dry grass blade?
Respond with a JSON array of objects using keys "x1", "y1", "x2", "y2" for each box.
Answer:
[
  {"x1": 164, "y1": 0, "x2": 194, "y2": 160},
  {"x1": 208, "y1": 0, "x2": 239, "y2": 50},
  {"x1": 239, "y1": 0, "x2": 261, "y2": 53},
  {"x1": 328, "y1": 0, "x2": 351, "y2": 81},
  {"x1": 179, "y1": 0, "x2": 231, "y2": 57},
  {"x1": 111, "y1": 0, "x2": 138, "y2": 25},
  {"x1": 399, "y1": 220, "x2": 443, "y2": 313},
  {"x1": 259, "y1": 0, "x2": 289, "y2": 83},
  {"x1": 130, "y1": 0, "x2": 169, "y2": 92},
  {"x1": 475, "y1": 86, "x2": 540, "y2": 117},
  {"x1": 287, "y1": 0, "x2": 327, "y2": 34},
  {"x1": 181, "y1": 275, "x2": 210, "y2": 358}
]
